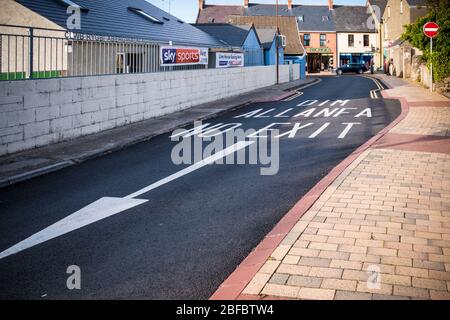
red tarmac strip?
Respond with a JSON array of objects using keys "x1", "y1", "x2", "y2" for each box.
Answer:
[{"x1": 374, "y1": 133, "x2": 450, "y2": 154}]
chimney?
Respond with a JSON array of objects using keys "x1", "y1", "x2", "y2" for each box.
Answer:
[
  {"x1": 328, "y1": 0, "x2": 334, "y2": 10},
  {"x1": 244, "y1": 0, "x2": 249, "y2": 8},
  {"x1": 198, "y1": 0, "x2": 204, "y2": 10},
  {"x1": 288, "y1": 0, "x2": 292, "y2": 10}
]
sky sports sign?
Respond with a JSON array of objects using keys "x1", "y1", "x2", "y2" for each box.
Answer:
[{"x1": 160, "y1": 47, "x2": 208, "y2": 66}]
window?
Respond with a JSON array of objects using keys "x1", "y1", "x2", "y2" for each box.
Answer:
[
  {"x1": 320, "y1": 34, "x2": 326, "y2": 46},
  {"x1": 322, "y1": 16, "x2": 329, "y2": 21},
  {"x1": 363, "y1": 34, "x2": 369, "y2": 47},
  {"x1": 400, "y1": 1, "x2": 404, "y2": 13},
  {"x1": 116, "y1": 53, "x2": 126, "y2": 74},
  {"x1": 348, "y1": 34, "x2": 354, "y2": 47},
  {"x1": 208, "y1": 17, "x2": 215, "y2": 23},
  {"x1": 387, "y1": 6, "x2": 391, "y2": 18},
  {"x1": 128, "y1": 7, "x2": 163, "y2": 24},
  {"x1": 298, "y1": 16, "x2": 304, "y2": 22},
  {"x1": 116, "y1": 52, "x2": 144, "y2": 74},
  {"x1": 303, "y1": 34, "x2": 310, "y2": 47}
]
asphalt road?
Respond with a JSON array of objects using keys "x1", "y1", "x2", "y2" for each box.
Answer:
[{"x1": 0, "y1": 75, "x2": 401, "y2": 300}]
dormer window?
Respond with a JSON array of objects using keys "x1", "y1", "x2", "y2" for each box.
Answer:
[
  {"x1": 128, "y1": 7, "x2": 163, "y2": 24},
  {"x1": 322, "y1": 16, "x2": 329, "y2": 21},
  {"x1": 298, "y1": 15, "x2": 304, "y2": 22}
]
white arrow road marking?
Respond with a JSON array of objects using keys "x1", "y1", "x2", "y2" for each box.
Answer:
[
  {"x1": 125, "y1": 140, "x2": 254, "y2": 199},
  {"x1": 0, "y1": 140, "x2": 254, "y2": 260},
  {"x1": 0, "y1": 197, "x2": 148, "y2": 260}
]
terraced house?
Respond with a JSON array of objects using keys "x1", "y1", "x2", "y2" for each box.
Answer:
[
  {"x1": 333, "y1": 5, "x2": 377, "y2": 68},
  {"x1": 382, "y1": 0, "x2": 428, "y2": 77},
  {"x1": 197, "y1": 0, "x2": 305, "y2": 62},
  {"x1": 197, "y1": 0, "x2": 381, "y2": 73}
]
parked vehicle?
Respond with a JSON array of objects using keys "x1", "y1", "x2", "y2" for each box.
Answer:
[{"x1": 336, "y1": 63, "x2": 368, "y2": 75}]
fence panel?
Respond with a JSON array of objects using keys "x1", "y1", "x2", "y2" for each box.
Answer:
[{"x1": 0, "y1": 24, "x2": 208, "y2": 81}]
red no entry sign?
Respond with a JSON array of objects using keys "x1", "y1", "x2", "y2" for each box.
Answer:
[{"x1": 423, "y1": 22, "x2": 439, "y2": 38}]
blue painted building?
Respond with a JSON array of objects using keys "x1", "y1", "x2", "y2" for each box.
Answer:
[
  {"x1": 255, "y1": 28, "x2": 284, "y2": 66},
  {"x1": 193, "y1": 23, "x2": 264, "y2": 67}
]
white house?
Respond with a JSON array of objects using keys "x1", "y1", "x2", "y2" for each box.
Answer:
[{"x1": 333, "y1": 6, "x2": 378, "y2": 67}]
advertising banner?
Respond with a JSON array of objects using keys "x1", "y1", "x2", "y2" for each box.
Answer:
[
  {"x1": 216, "y1": 52, "x2": 244, "y2": 68},
  {"x1": 160, "y1": 47, "x2": 208, "y2": 66}
]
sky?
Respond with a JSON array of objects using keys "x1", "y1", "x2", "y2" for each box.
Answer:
[{"x1": 147, "y1": 0, "x2": 367, "y2": 23}]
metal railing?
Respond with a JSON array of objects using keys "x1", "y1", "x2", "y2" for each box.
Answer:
[{"x1": 0, "y1": 24, "x2": 206, "y2": 81}]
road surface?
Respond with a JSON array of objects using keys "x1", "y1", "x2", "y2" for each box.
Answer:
[{"x1": 0, "y1": 75, "x2": 400, "y2": 299}]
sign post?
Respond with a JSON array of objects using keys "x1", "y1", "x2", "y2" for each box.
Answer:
[{"x1": 423, "y1": 22, "x2": 439, "y2": 92}]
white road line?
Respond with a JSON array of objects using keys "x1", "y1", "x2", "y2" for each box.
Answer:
[
  {"x1": 363, "y1": 76, "x2": 383, "y2": 99},
  {"x1": 0, "y1": 197, "x2": 149, "y2": 260},
  {"x1": 125, "y1": 141, "x2": 254, "y2": 199},
  {"x1": 0, "y1": 141, "x2": 255, "y2": 260},
  {"x1": 283, "y1": 91, "x2": 303, "y2": 101},
  {"x1": 282, "y1": 78, "x2": 322, "y2": 102}
]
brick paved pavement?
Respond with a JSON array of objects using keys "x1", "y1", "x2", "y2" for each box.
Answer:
[{"x1": 217, "y1": 75, "x2": 450, "y2": 300}]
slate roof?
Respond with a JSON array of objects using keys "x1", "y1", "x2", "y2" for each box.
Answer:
[
  {"x1": 333, "y1": 6, "x2": 376, "y2": 33},
  {"x1": 244, "y1": 4, "x2": 293, "y2": 17},
  {"x1": 291, "y1": 6, "x2": 335, "y2": 32},
  {"x1": 197, "y1": 3, "x2": 378, "y2": 35},
  {"x1": 255, "y1": 28, "x2": 277, "y2": 49},
  {"x1": 15, "y1": 0, "x2": 222, "y2": 47},
  {"x1": 244, "y1": 4, "x2": 336, "y2": 32},
  {"x1": 196, "y1": 5, "x2": 244, "y2": 23},
  {"x1": 367, "y1": 0, "x2": 388, "y2": 15},
  {"x1": 198, "y1": 4, "x2": 336, "y2": 33},
  {"x1": 192, "y1": 24, "x2": 257, "y2": 48}
]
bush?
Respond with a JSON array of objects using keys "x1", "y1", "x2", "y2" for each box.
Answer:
[{"x1": 402, "y1": 0, "x2": 450, "y2": 81}]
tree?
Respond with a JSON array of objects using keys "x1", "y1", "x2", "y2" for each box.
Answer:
[{"x1": 402, "y1": 0, "x2": 450, "y2": 81}]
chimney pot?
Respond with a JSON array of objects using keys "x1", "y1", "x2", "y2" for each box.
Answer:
[
  {"x1": 244, "y1": 0, "x2": 249, "y2": 8},
  {"x1": 328, "y1": 0, "x2": 334, "y2": 10},
  {"x1": 288, "y1": 0, "x2": 293, "y2": 10},
  {"x1": 198, "y1": 0, "x2": 204, "y2": 10}
]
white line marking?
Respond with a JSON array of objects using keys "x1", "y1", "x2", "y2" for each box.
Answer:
[
  {"x1": 283, "y1": 91, "x2": 303, "y2": 101},
  {"x1": 0, "y1": 197, "x2": 148, "y2": 260},
  {"x1": 363, "y1": 76, "x2": 383, "y2": 99},
  {"x1": 126, "y1": 141, "x2": 254, "y2": 199},
  {"x1": 309, "y1": 123, "x2": 330, "y2": 138},
  {"x1": 0, "y1": 141, "x2": 255, "y2": 260},
  {"x1": 339, "y1": 122, "x2": 361, "y2": 139}
]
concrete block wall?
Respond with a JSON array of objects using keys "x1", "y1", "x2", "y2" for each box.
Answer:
[{"x1": 0, "y1": 65, "x2": 289, "y2": 156}]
